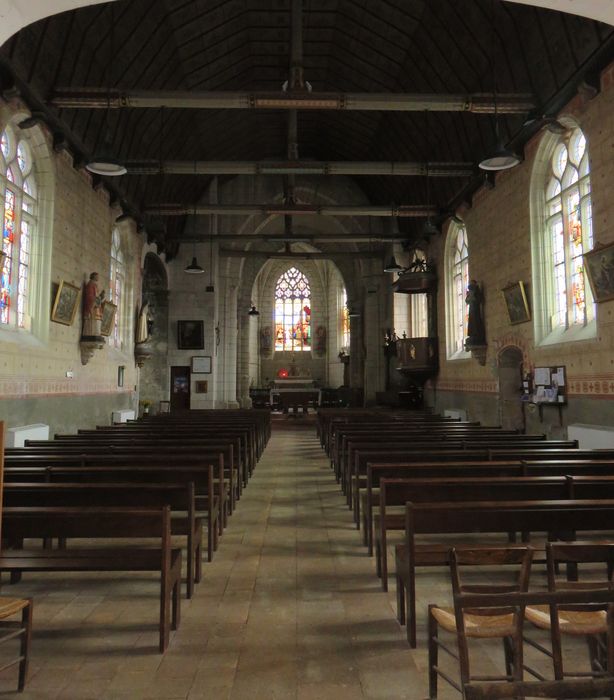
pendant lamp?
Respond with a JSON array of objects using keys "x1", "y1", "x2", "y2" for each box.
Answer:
[
  {"x1": 184, "y1": 207, "x2": 205, "y2": 274},
  {"x1": 479, "y1": 0, "x2": 520, "y2": 172},
  {"x1": 86, "y1": 6, "x2": 126, "y2": 177}
]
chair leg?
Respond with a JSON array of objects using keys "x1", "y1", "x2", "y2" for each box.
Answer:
[
  {"x1": 428, "y1": 605, "x2": 438, "y2": 698},
  {"x1": 18, "y1": 600, "x2": 33, "y2": 692}
]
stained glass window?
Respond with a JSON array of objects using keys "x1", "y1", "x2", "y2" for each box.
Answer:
[
  {"x1": 341, "y1": 288, "x2": 350, "y2": 349},
  {"x1": 450, "y1": 225, "x2": 469, "y2": 354},
  {"x1": 0, "y1": 125, "x2": 36, "y2": 328},
  {"x1": 109, "y1": 227, "x2": 125, "y2": 348},
  {"x1": 545, "y1": 127, "x2": 593, "y2": 329},
  {"x1": 274, "y1": 267, "x2": 311, "y2": 351}
]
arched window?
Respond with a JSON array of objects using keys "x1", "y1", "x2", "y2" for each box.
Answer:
[
  {"x1": 1, "y1": 125, "x2": 37, "y2": 329},
  {"x1": 445, "y1": 222, "x2": 470, "y2": 358},
  {"x1": 532, "y1": 126, "x2": 594, "y2": 343},
  {"x1": 274, "y1": 267, "x2": 311, "y2": 351},
  {"x1": 109, "y1": 226, "x2": 125, "y2": 348},
  {"x1": 340, "y1": 288, "x2": 350, "y2": 350}
]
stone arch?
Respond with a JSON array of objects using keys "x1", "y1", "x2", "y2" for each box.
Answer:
[
  {"x1": 216, "y1": 174, "x2": 377, "y2": 406},
  {"x1": 138, "y1": 252, "x2": 169, "y2": 412}
]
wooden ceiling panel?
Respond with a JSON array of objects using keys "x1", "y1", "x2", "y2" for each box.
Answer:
[{"x1": 0, "y1": 0, "x2": 611, "y2": 244}]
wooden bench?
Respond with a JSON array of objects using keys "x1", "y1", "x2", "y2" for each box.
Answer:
[
  {"x1": 395, "y1": 499, "x2": 614, "y2": 647},
  {"x1": 0, "y1": 506, "x2": 181, "y2": 653},
  {"x1": 44, "y1": 464, "x2": 219, "y2": 563},
  {"x1": 9, "y1": 445, "x2": 235, "y2": 521},
  {"x1": 6, "y1": 452, "x2": 226, "y2": 538},
  {"x1": 362, "y1": 460, "x2": 614, "y2": 555},
  {"x1": 351, "y1": 448, "x2": 614, "y2": 529},
  {"x1": 3, "y1": 481, "x2": 203, "y2": 598}
]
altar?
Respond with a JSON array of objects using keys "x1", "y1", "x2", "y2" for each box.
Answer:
[{"x1": 270, "y1": 378, "x2": 321, "y2": 411}]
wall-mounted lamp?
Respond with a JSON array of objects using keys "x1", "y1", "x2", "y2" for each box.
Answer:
[{"x1": 248, "y1": 303, "x2": 260, "y2": 316}]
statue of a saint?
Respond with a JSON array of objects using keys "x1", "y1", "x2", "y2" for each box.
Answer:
[
  {"x1": 136, "y1": 301, "x2": 151, "y2": 344},
  {"x1": 82, "y1": 272, "x2": 105, "y2": 337},
  {"x1": 465, "y1": 279, "x2": 486, "y2": 348}
]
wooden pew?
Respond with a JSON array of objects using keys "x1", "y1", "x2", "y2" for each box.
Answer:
[
  {"x1": 5, "y1": 450, "x2": 227, "y2": 536},
  {"x1": 0, "y1": 506, "x2": 182, "y2": 653},
  {"x1": 11, "y1": 443, "x2": 237, "y2": 517},
  {"x1": 362, "y1": 460, "x2": 614, "y2": 555},
  {"x1": 394, "y1": 499, "x2": 614, "y2": 647},
  {"x1": 3, "y1": 481, "x2": 203, "y2": 597},
  {"x1": 351, "y1": 448, "x2": 614, "y2": 528},
  {"x1": 44, "y1": 464, "x2": 219, "y2": 563},
  {"x1": 343, "y1": 438, "x2": 576, "y2": 506}
]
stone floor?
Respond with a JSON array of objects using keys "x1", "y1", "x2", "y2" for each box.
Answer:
[{"x1": 0, "y1": 425, "x2": 587, "y2": 698}]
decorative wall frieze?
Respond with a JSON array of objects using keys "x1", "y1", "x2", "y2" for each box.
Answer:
[{"x1": 0, "y1": 378, "x2": 132, "y2": 399}]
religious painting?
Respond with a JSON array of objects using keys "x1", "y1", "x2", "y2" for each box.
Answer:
[
  {"x1": 502, "y1": 281, "x2": 531, "y2": 325},
  {"x1": 50, "y1": 280, "x2": 80, "y2": 326},
  {"x1": 195, "y1": 380, "x2": 208, "y2": 394},
  {"x1": 178, "y1": 320, "x2": 204, "y2": 349},
  {"x1": 100, "y1": 301, "x2": 117, "y2": 336},
  {"x1": 584, "y1": 242, "x2": 614, "y2": 303}
]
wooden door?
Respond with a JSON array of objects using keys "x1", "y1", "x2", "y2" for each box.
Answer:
[{"x1": 170, "y1": 366, "x2": 191, "y2": 412}]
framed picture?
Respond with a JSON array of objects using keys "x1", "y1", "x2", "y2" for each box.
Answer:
[
  {"x1": 178, "y1": 320, "x2": 204, "y2": 350},
  {"x1": 195, "y1": 380, "x2": 208, "y2": 394},
  {"x1": 584, "y1": 242, "x2": 614, "y2": 303},
  {"x1": 100, "y1": 301, "x2": 117, "y2": 337},
  {"x1": 502, "y1": 281, "x2": 531, "y2": 325},
  {"x1": 50, "y1": 280, "x2": 80, "y2": 326},
  {"x1": 191, "y1": 356, "x2": 212, "y2": 374}
]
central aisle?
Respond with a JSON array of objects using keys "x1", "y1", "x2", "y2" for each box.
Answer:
[{"x1": 194, "y1": 425, "x2": 423, "y2": 699}]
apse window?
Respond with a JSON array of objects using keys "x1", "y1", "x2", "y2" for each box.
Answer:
[
  {"x1": 533, "y1": 125, "x2": 595, "y2": 344},
  {"x1": 274, "y1": 267, "x2": 311, "y2": 351},
  {"x1": 1, "y1": 125, "x2": 37, "y2": 330}
]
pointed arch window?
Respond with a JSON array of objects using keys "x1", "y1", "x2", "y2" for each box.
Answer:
[
  {"x1": 445, "y1": 222, "x2": 470, "y2": 358},
  {"x1": 340, "y1": 288, "x2": 350, "y2": 350},
  {"x1": 274, "y1": 267, "x2": 311, "y2": 351},
  {"x1": 109, "y1": 226, "x2": 125, "y2": 348},
  {"x1": 1, "y1": 125, "x2": 37, "y2": 329},
  {"x1": 545, "y1": 128, "x2": 594, "y2": 333}
]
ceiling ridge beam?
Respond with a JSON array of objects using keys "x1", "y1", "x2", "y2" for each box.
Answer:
[
  {"x1": 50, "y1": 88, "x2": 535, "y2": 113},
  {"x1": 145, "y1": 204, "x2": 438, "y2": 217},
  {"x1": 125, "y1": 159, "x2": 475, "y2": 177}
]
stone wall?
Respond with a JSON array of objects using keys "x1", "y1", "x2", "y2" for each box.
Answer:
[
  {"x1": 0, "y1": 99, "x2": 141, "y2": 434},
  {"x1": 428, "y1": 62, "x2": 614, "y2": 434}
]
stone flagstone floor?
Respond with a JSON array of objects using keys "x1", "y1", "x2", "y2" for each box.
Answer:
[{"x1": 0, "y1": 425, "x2": 573, "y2": 699}]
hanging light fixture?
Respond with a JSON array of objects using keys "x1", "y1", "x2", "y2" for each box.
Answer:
[
  {"x1": 86, "y1": 5, "x2": 126, "y2": 176},
  {"x1": 184, "y1": 256, "x2": 204, "y2": 274},
  {"x1": 205, "y1": 235, "x2": 215, "y2": 292},
  {"x1": 384, "y1": 256, "x2": 403, "y2": 273},
  {"x1": 184, "y1": 207, "x2": 205, "y2": 274},
  {"x1": 248, "y1": 303, "x2": 260, "y2": 316},
  {"x1": 479, "y1": 1, "x2": 520, "y2": 172}
]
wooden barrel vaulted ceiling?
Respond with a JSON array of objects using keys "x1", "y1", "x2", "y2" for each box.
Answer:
[{"x1": 0, "y1": 0, "x2": 612, "y2": 256}]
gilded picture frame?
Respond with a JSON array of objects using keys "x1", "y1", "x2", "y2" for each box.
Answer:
[
  {"x1": 502, "y1": 281, "x2": 531, "y2": 325},
  {"x1": 100, "y1": 301, "x2": 118, "y2": 337},
  {"x1": 50, "y1": 280, "x2": 81, "y2": 326},
  {"x1": 584, "y1": 242, "x2": 614, "y2": 303}
]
